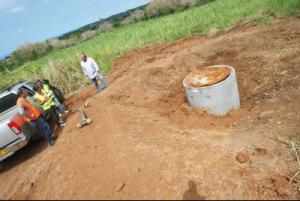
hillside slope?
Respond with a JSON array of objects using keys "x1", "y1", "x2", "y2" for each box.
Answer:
[{"x1": 0, "y1": 18, "x2": 299, "y2": 199}]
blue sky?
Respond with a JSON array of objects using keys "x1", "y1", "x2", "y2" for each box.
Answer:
[{"x1": 0, "y1": 0, "x2": 150, "y2": 57}]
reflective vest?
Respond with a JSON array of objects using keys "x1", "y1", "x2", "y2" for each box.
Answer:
[
  {"x1": 42, "y1": 84, "x2": 55, "y2": 102},
  {"x1": 34, "y1": 91, "x2": 55, "y2": 111},
  {"x1": 17, "y1": 97, "x2": 41, "y2": 121}
]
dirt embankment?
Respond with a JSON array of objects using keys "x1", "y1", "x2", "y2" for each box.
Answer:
[{"x1": 0, "y1": 18, "x2": 300, "y2": 200}]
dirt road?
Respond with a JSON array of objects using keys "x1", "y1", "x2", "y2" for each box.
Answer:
[{"x1": 0, "y1": 18, "x2": 300, "y2": 199}]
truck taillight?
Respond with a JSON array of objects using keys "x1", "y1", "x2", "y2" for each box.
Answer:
[{"x1": 8, "y1": 121, "x2": 22, "y2": 135}]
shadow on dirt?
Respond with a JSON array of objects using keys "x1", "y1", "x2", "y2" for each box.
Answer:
[
  {"x1": 0, "y1": 140, "x2": 47, "y2": 174},
  {"x1": 0, "y1": 119, "x2": 66, "y2": 174},
  {"x1": 182, "y1": 180, "x2": 205, "y2": 200}
]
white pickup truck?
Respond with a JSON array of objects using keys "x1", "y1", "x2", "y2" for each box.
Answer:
[{"x1": 0, "y1": 81, "x2": 64, "y2": 162}]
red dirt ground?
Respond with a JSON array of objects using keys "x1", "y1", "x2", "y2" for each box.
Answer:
[{"x1": 0, "y1": 17, "x2": 300, "y2": 200}]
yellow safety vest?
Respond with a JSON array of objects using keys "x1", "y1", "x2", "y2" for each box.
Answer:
[
  {"x1": 34, "y1": 92, "x2": 55, "y2": 111},
  {"x1": 42, "y1": 84, "x2": 56, "y2": 102}
]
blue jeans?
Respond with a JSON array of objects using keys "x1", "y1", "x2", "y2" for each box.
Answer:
[
  {"x1": 54, "y1": 98, "x2": 67, "y2": 114},
  {"x1": 32, "y1": 116, "x2": 54, "y2": 144},
  {"x1": 91, "y1": 75, "x2": 108, "y2": 92}
]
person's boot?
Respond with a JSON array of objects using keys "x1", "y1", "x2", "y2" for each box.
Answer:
[
  {"x1": 49, "y1": 140, "x2": 55, "y2": 146},
  {"x1": 59, "y1": 120, "x2": 66, "y2": 127}
]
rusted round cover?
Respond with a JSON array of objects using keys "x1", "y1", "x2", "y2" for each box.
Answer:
[{"x1": 183, "y1": 66, "x2": 231, "y2": 88}]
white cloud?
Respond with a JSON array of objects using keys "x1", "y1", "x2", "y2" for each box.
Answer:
[
  {"x1": 9, "y1": 5, "x2": 24, "y2": 13},
  {"x1": 17, "y1": 28, "x2": 30, "y2": 34},
  {"x1": 0, "y1": 0, "x2": 14, "y2": 10},
  {"x1": 0, "y1": 0, "x2": 24, "y2": 15}
]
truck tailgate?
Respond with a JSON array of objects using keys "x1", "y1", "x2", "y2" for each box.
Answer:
[
  {"x1": 0, "y1": 123, "x2": 21, "y2": 148},
  {"x1": 0, "y1": 106, "x2": 23, "y2": 149}
]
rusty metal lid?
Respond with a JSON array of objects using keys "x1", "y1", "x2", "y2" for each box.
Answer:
[{"x1": 183, "y1": 66, "x2": 231, "y2": 88}]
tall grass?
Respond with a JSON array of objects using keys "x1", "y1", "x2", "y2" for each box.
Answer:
[{"x1": 1, "y1": 0, "x2": 299, "y2": 95}]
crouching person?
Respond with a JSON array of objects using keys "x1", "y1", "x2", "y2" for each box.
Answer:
[
  {"x1": 16, "y1": 89, "x2": 55, "y2": 146},
  {"x1": 36, "y1": 80, "x2": 69, "y2": 116},
  {"x1": 33, "y1": 84, "x2": 66, "y2": 127}
]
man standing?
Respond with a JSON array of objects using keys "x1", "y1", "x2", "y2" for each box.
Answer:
[
  {"x1": 17, "y1": 89, "x2": 55, "y2": 146},
  {"x1": 80, "y1": 53, "x2": 109, "y2": 93}
]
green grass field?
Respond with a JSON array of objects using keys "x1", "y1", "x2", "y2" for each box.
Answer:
[{"x1": 1, "y1": 0, "x2": 299, "y2": 94}]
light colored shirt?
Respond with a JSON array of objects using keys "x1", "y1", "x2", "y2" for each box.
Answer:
[
  {"x1": 81, "y1": 57, "x2": 101, "y2": 80},
  {"x1": 18, "y1": 105, "x2": 32, "y2": 120}
]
